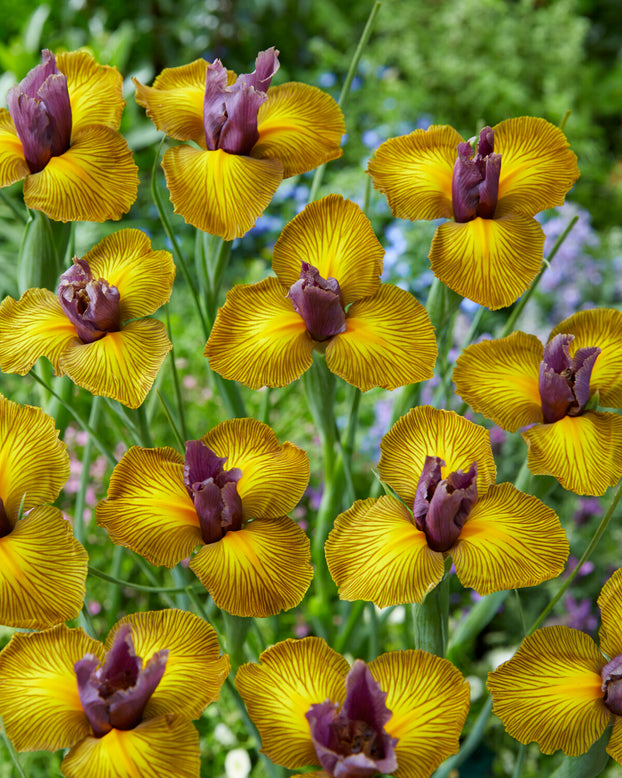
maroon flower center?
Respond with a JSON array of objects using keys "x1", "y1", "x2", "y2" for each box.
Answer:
[
  {"x1": 184, "y1": 440, "x2": 243, "y2": 544},
  {"x1": 305, "y1": 660, "x2": 398, "y2": 778},
  {"x1": 413, "y1": 456, "x2": 478, "y2": 552},
  {"x1": 538, "y1": 333, "x2": 600, "y2": 424},
  {"x1": 75, "y1": 624, "x2": 168, "y2": 738},
  {"x1": 602, "y1": 654, "x2": 622, "y2": 716},
  {"x1": 7, "y1": 49, "x2": 72, "y2": 174},
  {"x1": 287, "y1": 262, "x2": 347, "y2": 342},
  {"x1": 203, "y1": 47, "x2": 279, "y2": 156},
  {"x1": 451, "y1": 127, "x2": 501, "y2": 223},
  {"x1": 57, "y1": 258, "x2": 121, "y2": 344},
  {"x1": 0, "y1": 497, "x2": 13, "y2": 539}
]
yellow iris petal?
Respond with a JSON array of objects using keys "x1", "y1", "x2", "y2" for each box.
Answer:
[
  {"x1": 200, "y1": 418, "x2": 309, "y2": 520},
  {"x1": 0, "y1": 624, "x2": 103, "y2": 751},
  {"x1": 133, "y1": 58, "x2": 208, "y2": 145},
  {"x1": 325, "y1": 284, "x2": 437, "y2": 392},
  {"x1": 494, "y1": 117, "x2": 580, "y2": 219},
  {"x1": 487, "y1": 626, "x2": 609, "y2": 757},
  {"x1": 523, "y1": 411, "x2": 622, "y2": 496},
  {"x1": 81, "y1": 229, "x2": 175, "y2": 320},
  {"x1": 190, "y1": 516, "x2": 313, "y2": 617},
  {"x1": 0, "y1": 108, "x2": 28, "y2": 186},
  {"x1": 57, "y1": 50, "x2": 125, "y2": 133},
  {"x1": 106, "y1": 610, "x2": 229, "y2": 720},
  {"x1": 253, "y1": 82, "x2": 345, "y2": 178},
  {"x1": 271, "y1": 194, "x2": 383, "y2": 304},
  {"x1": 597, "y1": 569, "x2": 622, "y2": 660},
  {"x1": 367, "y1": 125, "x2": 463, "y2": 221},
  {"x1": 59, "y1": 319, "x2": 172, "y2": 409},
  {"x1": 378, "y1": 406, "x2": 496, "y2": 506},
  {"x1": 429, "y1": 214, "x2": 545, "y2": 310},
  {"x1": 451, "y1": 483, "x2": 568, "y2": 595},
  {"x1": 607, "y1": 717, "x2": 622, "y2": 766},
  {"x1": 0, "y1": 394, "x2": 69, "y2": 518},
  {"x1": 325, "y1": 496, "x2": 445, "y2": 607},
  {"x1": 235, "y1": 637, "x2": 349, "y2": 769},
  {"x1": 369, "y1": 651, "x2": 470, "y2": 778},
  {"x1": 453, "y1": 331, "x2": 543, "y2": 432},
  {"x1": 0, "y1": 288, "x2": 77, "y2": 376},
  {"x1": 0, "y1": 505, "x2": 87, "y2": 629},
  {"x1": 162, "y1": 145, "x2": 283, "y2": 240},
  {"x1": 205, "y1": 277, "x2": 313, "y2": 389},
  {"x1": 23, "y1": 125, "x2": 139, "y2": 223},
  {"x1": 61, "y1": 716, "x2": 200, "y2": 778},
  {"x1": 550, "y1": 308, "x2": 622, "y2": 409},
  {"x1": 97, "y1": 446, "x2": 202, "y2": 568}
]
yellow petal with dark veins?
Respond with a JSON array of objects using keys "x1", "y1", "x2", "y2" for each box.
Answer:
[{"x1": 0, "y1": 108, "x2": 28, "y2": 187}]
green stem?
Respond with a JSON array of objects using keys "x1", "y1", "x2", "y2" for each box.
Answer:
[
  {"x1": 134, "y1": 403, "x2": 154, "y2": 447},
  {"x1": 0, "y1": 189, "x2": 27, "y2": 223},
  {"x1": 165, "y1": 304, "x2": 188, "y2": 441},
  {"x1": 156, "y1": 390, "x2": 186, "y2": 451},
  {"x1": 308, "y1": 0, "x2": 382, "y2": 201},
  {"x1": 205, "y1": 236, "x2": 232, "y2": 325},
  {"x1": 88, "y1": 564, "x2": 204, "y2": 594},
  {"x1": 334, "y1": 600, "x2": 366, "y2": 654},
  {"x1": 73, "y1": 396, "x2": 101, "y2": 546},
  {"x1": 512, "y1": 744, "x2": 526, "y2": 778},
  {"x1": 412, "y1": 556, "x2": 451, "y2": 656},
  {"x1": 260, "y1": 388, "x2": 272, "y2": 425},
  {"x1": 559, "y1": 110, "x2": 572, "y2": 131},
  {"x1": 0, "y1": 715, "x2": 28, "y2": 778},
  {"x1": 529, "y1": 476, "x2": 622, "y2": 634},
  {"x1": 79, "y1": 604, "x2": 96, "y2": 638}
]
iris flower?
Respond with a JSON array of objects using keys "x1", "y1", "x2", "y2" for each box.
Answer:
[
  {"x1": 134, "y1": 47, "x2": 345, "y2": 240},
  {"x1": 0, "y1": 229, "x2": 175, "y2": 409},
  {"x1": 488, "y1": 568, "x2": 622, "y2": 763},
  {"x1": 0, "y1": 394, "x2": 87, "y2": 629},
  {"x1": 325, "y1": 405, "x2": 568, "y2": 606},
  {"x1": 0, "y1": 608, "x2": 229, "y2": 777},
  {"x1": 206, "y1": 195, "x2": 437, "y2": 390},
  {"x1": 453, "y1": 308, "x2": 622, "y2": 495},
  {"x1": 0, "y1": 49, "x2": 138, "y2": 222},
  {"x1": 367, "y1": 118, "x2": 579, "y2": 309},
  {"x1": 236, "y1": 636, "x2": 469, "y2": 778},
  {"x1": 97, "y1": 418, "x2": 312, "y2": 617}
]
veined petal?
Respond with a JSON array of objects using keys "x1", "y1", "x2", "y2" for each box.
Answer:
[
  {"x1": 378, "y1": 406, "x2": 496, "y2": 506},
  {"x1": 0, "y1": 505, "x2": 87, "y2": 629},
  {"x1": 162, "y1": 145, "x2": 282, "y2": 240},
  {"x1": 369, "y1": 651, "x2": 470, "y2": 778},
  {"x1": 0, "y1": 395, "x2": 69, "y2": 517},
  {"x1": 106, "y1": 610, "x2": 229, "y2": 720},
  {"x1": 81, "y1": 229, "x2": 175, "y2": 320},
  {"x1": 59, "y1": 319, "x2": 172, "y2": 409},
  {"x1": 23, "y1": 126, "x2": 138, "y2": 222},
  {"x1": 597, "y1": 569, "x2": 622, "y2": 660},
  {"x1": 325, "y1": 284, "x2": 437, "y2": 392},
  {"x1": 133, "y1": 59, "x2": 208, "y2": 145},
  {"x1": 0, "y1": 108, "x2": 28, "y2": 186},
  {"x1": 61, "y1": 716, "x2": 200, "y2": 778},
  {"x1": 57, "y1": 50, "x2": 124, "y2": 133},
  {"x1": 272, "y1": 195, "x2": 383, "y2": 303},
  {"x1": 253, "y1": 82, "x2": 345, "y2": 177},
  {"x1": 550, "y1": 308, "x2": 622, "y2": 408},
  {"x1": 523, "y1": 411, "x2": 622, "y2": 496},
  {"x1": 201, "y1": 418, "x2": 309, "y2": 519},
  {"x1": 0, "y1": 289, "x2": 77, "y2": 375},
  {"x1": 494, "y1": 117, "x2": 580, "y2": 218},
  {"x1": 367, "y1": 125, "x2": 463, "y2": 220},
  {"x1": 607, "y1": 717, "x2": 622, "y2": 766},
  {"x1": 235, "y1": 637, "x2": 349, "y2": 769},
  {"x1": 487, "y1": 626, "x2": 609, "y2": 757},
  {"x1": 453, "y1": 331, "x2": 543, "y2": 431},
  {"x1": 0, "y1": 624, "x2": 104, "y2": 751},
  {"x1": 429, "y1": 214, "x2": 545, "y2": 310},
  {"x1": 325, "y1": 496, "x2": 445, "y2": 607},
  {"x1": 97, "y1": 446, "x2": 202, "y2": 567},
  {"x1": 451, "y1": 483, "x2": 568, "y2": 595},
  {"x1": 205, "y1": 277, "x2": 313, "y2": 389},
  {"x1": 190, "y1": 516, "x2": 313, "y2": 617}
]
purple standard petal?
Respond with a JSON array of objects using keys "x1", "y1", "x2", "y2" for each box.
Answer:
[
  {"x1": 414, "y1": 456, "x2": 478, "y2": 552},
  {"x1": 237, "y1": 47, "x2": 280, "y2": 93},
  {"x1": 538, "y1": 333, "x2": 600, "y2": 423},
  {"x1": 75, "y1": 624, "x2": 168, "y2": 738},
  {"x1": 451, "y1": 126, "x2": 501, "y2": 223},
  {"x1": 57, "y1": 258, "x2": 121, "y2": 344},
  {"x1": 602, "y1": 654, "x2": 622, "y2": 716},
  {"x1": 183, "y1": 440, "x2": 243, "y2": 544},
  {"x1": 217, "y1": 84, "x2": 267, "y2": 156},
  {"x1": 7, "y1": 49, "x2": 72, "y2": 173},
  {"x1": 306, "y1": 660, "x2": 398, "y2": 778},
  {"x1": 287, "y1": 262, "x2": 347, "y2": 342},
  {"x1": 203, "y1": 60, "x2": 229, "y2": 151}
]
